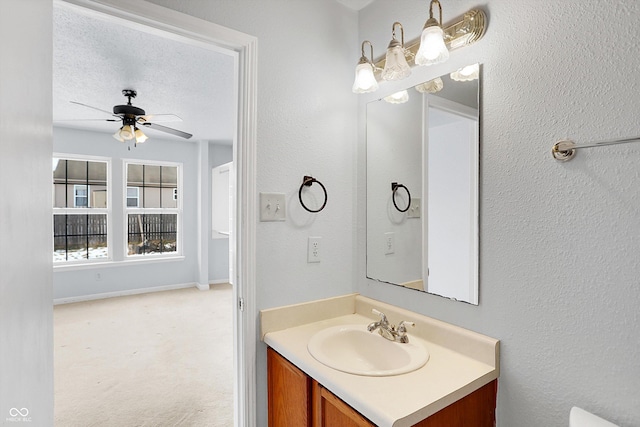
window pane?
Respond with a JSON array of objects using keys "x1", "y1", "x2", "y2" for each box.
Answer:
[
  {"x1": 66, "y1": 160, "x2": 88, "y2": 183},
  {"x1": 127, "y1": 164, "x2": 144, "y2": 186},
  {"x1": 145, "y1": 165, "x2": 161, "y2": 186},
  {"x1": 161, "y1": 166, "x2": 178, "y2": 185},
  {"x1": 53, "y1": 214, "x2": 108, "y2": 262},
  {"x1": 127, "y1": 214, "x2": 177, "y2": 255},
  {"x1": 143, "y1": 187, "x2": 161, "y2": 208}
]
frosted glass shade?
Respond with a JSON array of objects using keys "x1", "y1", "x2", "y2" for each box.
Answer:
[
  {"x1": 415, "y1": 25, "x2": 449, "y2": 66},
  {"x1": 134, "y1": 128, "x2": 148, "y2": 143},
  {"x1": 352, "y1": 62, "x2": 379, "y2": 93},
  {"x1": 381, "y1": 45, "x2": 411, "y2": 81},
  {"x1": 384, "y1": 90, "x2": 409, "y2": 104},
  {"x1": 450, "y1": 63, "x2": 479, "y2": 81}
]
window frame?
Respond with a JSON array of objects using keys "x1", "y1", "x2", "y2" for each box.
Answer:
[
  {"x1": 124, "y1": 159, "x2": 183, "y2": 258},
  {"x1": 53, "y1": 154, "x2": 112, "y2": 264}
]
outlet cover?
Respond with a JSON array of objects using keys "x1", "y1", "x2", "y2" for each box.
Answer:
[
  {"x1": 307, "y1": 236, "x2": 321, "y2": 263},
  {"x1": 260, "y1": 193, "x2": 286, "y2": 221},
  {"x1": 384, "y1": 232, "x2": 395, "y2": 255}
]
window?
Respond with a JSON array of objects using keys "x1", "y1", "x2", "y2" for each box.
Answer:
[
  {"x1": 126, "y1": 162, "x2": 180, "y2": 256},
  {"x1": 74, "y1": 185, "x2": 89, "y2": 207},
  {"x1": 127, "y1": 187, "x2": 140, "y2": 207},
  {"x1": 53, "y1": 157, "x2": 110, "y2": 262}
]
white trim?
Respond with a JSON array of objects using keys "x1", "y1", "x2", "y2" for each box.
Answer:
[
  {"x1": 196, "y1": 282, "x2": 210, "y2": 291},
  {"x1": 53, "y1": 282, "x2": 197, "y2": 305},
  {"x1": 209, "y1": 279, "x2": 230, "y2": 285},
  {"x1": 53, "y1": 255, "x2": 185, "y2": 271},
  {"x1": 57, "y1": 2, "x2": 258, "y2": 426}
]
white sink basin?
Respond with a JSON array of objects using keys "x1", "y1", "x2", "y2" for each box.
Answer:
[{"x1": 307, "y1": 324, "x2": 429, "y2": 376}]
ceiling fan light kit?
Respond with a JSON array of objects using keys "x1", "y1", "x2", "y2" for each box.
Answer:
[{"x1": 70, "y1": 89, "x2": 192, "y2": 147}]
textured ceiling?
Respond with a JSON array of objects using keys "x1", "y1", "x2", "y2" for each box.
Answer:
[
  {"x1": 53, "y1": 4, "x2": 235, "y2": 144},
  {"x1": 335, "y1": 0, "x2": 375, "y2": 10}
]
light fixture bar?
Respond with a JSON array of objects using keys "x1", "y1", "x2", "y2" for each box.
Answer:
[{"x1": 373, "y1": 9, "x2": 486, "y2": 71}]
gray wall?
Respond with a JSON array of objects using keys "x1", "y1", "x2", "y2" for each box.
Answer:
[
  {"x1": 357, "y1": 1, "x2": 640, "y2": 426},
  {"x1": 0, "y1": 0, "x2": 53, "y2": 424}
]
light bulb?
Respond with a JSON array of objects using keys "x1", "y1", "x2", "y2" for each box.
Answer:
[
  {"x1": 415, "y1": 25, "x2": 449, "y2": 66},
  {"x1": 352, "y1": 62, "x2": 378, "y2": 93},
  {"x1": 382, "y1": 45, "x2": 411, "y2": 81},
  {"x1": 384, "y1": 90, "x2": 409, "y2": 104}
]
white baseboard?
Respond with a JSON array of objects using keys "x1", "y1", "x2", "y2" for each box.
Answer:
[
  {"x1": 209, "y1": 279, "x2": 230, "y2": 285},
  {"x1": 53, "y1": 282, "x2": 197, "y2": 305},
  {"x1": 196, "y1": 282, "x2": 210, "y2": 291}
]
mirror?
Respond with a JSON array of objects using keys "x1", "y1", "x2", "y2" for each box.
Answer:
[{"x1": 366, "y1": 64, "x2": 480, "y2": 304}]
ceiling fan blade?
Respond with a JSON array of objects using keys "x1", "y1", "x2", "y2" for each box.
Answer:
[
  {"x1": 137, "y1": 114, "x2": 183, "y2": 123},
  {"x1": 70, "y1": 101, "x2": 118, "y2": 117},
  {"x1": 55, "y1": 118, "x2": 120, "y2": 122},
  {"x1": 142, "y1": 122, "x2": 192, "y2": 139}
]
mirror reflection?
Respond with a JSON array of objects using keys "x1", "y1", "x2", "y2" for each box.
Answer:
[{"x1": 366, "y1": 64, "x2": 480, "y2": 304}]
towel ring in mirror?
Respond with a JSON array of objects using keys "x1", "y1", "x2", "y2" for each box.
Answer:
[
  {"x1": 391, "y1": 182, "x2": 411, "y2": 213},
  {"x1": 299, "y1": 176, "x2": 327, "y2": 213}
]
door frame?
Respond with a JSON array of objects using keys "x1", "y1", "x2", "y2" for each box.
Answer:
[{"x1": 55, "y1": 1, "x2": 258, "y2": 425}]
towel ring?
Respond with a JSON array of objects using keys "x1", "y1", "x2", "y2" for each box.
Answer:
[
  {"x1": 391, "y1": 182, "x2": 411, "y2": 213},
  {"x1": 299, "y1": 176, "x2": 327, "y2": 213}
]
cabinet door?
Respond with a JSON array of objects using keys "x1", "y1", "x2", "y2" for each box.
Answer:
[
  {"x1": 267, "y1": 348, "x2": 312, "y2": 427},
  {"x1": 312, "y1": 380, "x2": 375, "y2": 427},
  {"x1": 412, "y1": 380, "x2": 497, "y2": 427}
]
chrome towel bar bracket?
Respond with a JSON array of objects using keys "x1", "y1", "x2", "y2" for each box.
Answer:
[{"x1": 552, "y1": 136, "x2": 640, "y2": 161}]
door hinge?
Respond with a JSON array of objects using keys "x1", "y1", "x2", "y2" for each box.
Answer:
[{"x1": 238, "y1": 297, "x2": 245, "y2": 312}]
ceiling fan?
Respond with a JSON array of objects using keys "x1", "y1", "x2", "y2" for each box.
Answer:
[{"x1": 68, "y1": 89, "x2": 192, "y2": 143}]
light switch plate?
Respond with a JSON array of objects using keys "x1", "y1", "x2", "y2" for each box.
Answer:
[
  {"x1": 407, "y1": 197, "x2": 421, "y2": 218},
  {"x1": 259, "y1": 193, "x2": 286, "y2": 221}
]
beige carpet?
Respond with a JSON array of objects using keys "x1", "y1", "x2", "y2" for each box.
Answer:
[{"x1": 54, "y1": 284, "x2": 234, "y2": 427}]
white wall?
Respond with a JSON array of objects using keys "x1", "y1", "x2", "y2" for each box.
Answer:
[
  {"x1": 357, "y1": 1, "x2": 640, "y2": 426},
  {"x1": 53, "y1": 127, "x2": 200, "y2": 300},
  {"x1": 0, "y1": 0, "x2": 53, "y2": 424},
  {"x1": 209, "y1": 143, "x2": 233, "y2": 282},
  {"x1": 145, "y1": 1, "x2": 359, "y2": 423}
]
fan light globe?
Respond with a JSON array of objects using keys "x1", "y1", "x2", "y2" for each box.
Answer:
[
  {"x1": 415, "y1": 25, "x2": 449, "y2": 66},
  {"x1": 384, "y1": 90, "x2": 409, "y2": 104},
  {"x1": 112, "y1": 130, "x2": 125, "y2": 142},
  {"x1": 352, "y1": 62, "x2": 379, "y2": 93},
  {"x1": 134, "y1": 128, "x2": 148, "y2": 143},
  {"x1": 119, "y1": 125, "x2": 135, "y2": 141},
  {"x1": 382, "y1": 45, "x2": 411, "y2": 81}
]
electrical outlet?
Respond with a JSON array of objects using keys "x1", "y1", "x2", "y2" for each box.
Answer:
[
  {"x1": 259, "y1": 192, "x2": 286, "y2": 221},
  {"x1": 384, "y1": 232, "x2": 395, "y2": 255},
  {"x1": 407, "y1": 197, "x2": 421, "y2": 218},
  {"x1": 95, "y1": 272, "x2": 102, "y2": 281},
  {"x1": 307, "y1": 236, "x2": 321, "y2": 263}
]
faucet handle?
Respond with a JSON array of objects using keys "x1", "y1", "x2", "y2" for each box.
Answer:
[
  {"x1": 372, "y1": 309, "x2": 388, "y2": 324},
  {"x1": 397, "y1": 320, "x2": 415, "y2": 332}
]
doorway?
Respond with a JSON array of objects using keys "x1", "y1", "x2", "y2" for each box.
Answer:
[{"x1": 52, "y1": 1, "x2": 257, "y2": 425}]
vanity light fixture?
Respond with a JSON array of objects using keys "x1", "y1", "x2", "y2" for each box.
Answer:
[
  {"x1": 384, "y1": 90, "x2": 409, "y2": 104},
  {"x1": 381, "y1": 22, "x2": 412, "y2": 81},
  {"x1": 352, "y1": 41, "x2": 379, "y2": 94},
  {"x1": 415, "y1": 0, "x2": 449, "y2": 66},
  {"x1": 415, "y1": 77, "x2": 444, "y2": 93},
  {"x1": 450, "y1": 63, "x2": 479, "y2": 81}
]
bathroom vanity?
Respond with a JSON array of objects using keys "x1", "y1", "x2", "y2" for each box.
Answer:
[{"x1": 261, "y1": 294, "x2": 500, "y2": 427}]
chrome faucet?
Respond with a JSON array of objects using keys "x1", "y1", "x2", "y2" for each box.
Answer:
[{"x1": 367, "y1": 309, "x2": 415, "y2": 343}]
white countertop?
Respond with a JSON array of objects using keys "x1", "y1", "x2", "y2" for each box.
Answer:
[{"x1": 261, "y1": 294, "x2": 499, "y2": 427}]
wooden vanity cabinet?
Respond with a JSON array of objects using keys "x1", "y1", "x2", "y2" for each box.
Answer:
[{"x1": 267, "y1": 347, "x2": 497, "y2": 427}]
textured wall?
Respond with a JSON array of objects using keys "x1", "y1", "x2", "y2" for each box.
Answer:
[{"x1": 357, "y1": 1, "x2": 640, "y2": 426}]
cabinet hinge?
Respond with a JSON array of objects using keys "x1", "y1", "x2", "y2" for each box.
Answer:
[{"x1": 238, "y1": 297, "x2": 245, "y2": 312}]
